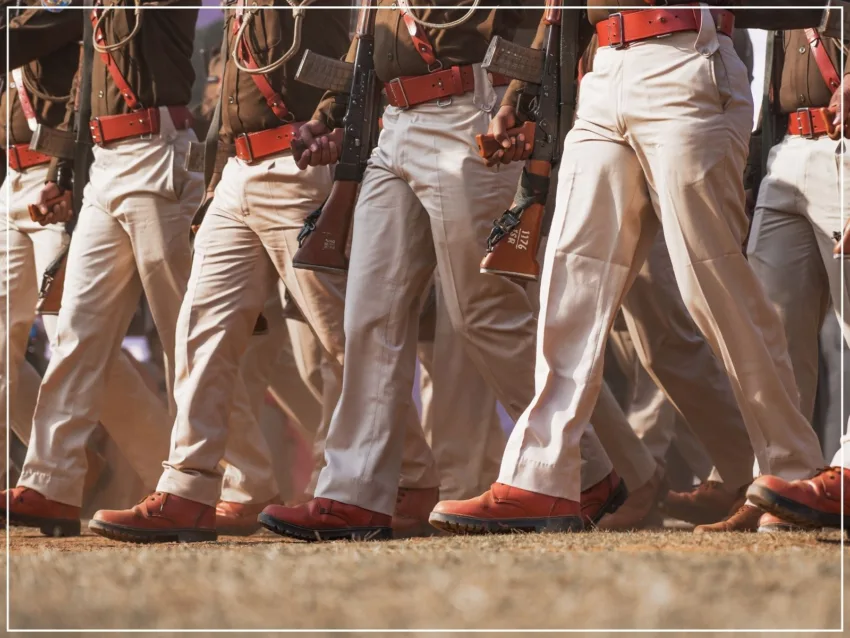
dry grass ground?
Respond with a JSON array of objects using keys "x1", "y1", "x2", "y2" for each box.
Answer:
[{"x1": 2, "y1": 525, "x2": 847, "y2": 634}]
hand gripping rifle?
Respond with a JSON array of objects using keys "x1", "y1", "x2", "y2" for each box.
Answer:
[
  {"x1": 475, "y1": 0, "x2": 579, "y2": 281},
  {"x1": 290, "y1": 0, "x2": 379, "y2": 273}
]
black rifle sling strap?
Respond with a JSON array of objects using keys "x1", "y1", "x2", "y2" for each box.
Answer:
[{"x1": 204, "y1": 18, "x2": 232, "y2": 189}]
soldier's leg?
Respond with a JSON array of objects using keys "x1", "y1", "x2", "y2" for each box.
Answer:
[
  {"x1": 17, "y1": 195, "x2": 143, "y2": 507},
  {"x1": 621, "y1": 230, "x2": 755, "y2": 490},
  {"x1": 633, "y1": 35, "x2": 823, "y2": 486},
  {"x1": 422, "y1": 275, "x2": 505, "y2": 500}
]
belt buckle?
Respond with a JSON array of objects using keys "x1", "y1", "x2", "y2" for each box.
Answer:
[
  {"x1": 138, "y1": 108, "x2": 157, "y2": 141},
  {"x1": 795, "y1": 108, "x2": 815, "y2": 138},
  {"x1": 387, "y1": 78, "x2": 410, "y2": 110},
  {"x1": 608, "y1": 13, "x2": 626, "y2": 50},
  {"x1": 89, "y1": 117, "x2": 105, "y2": 145},
  {"x1": 239, "y1": 134, "x2": 255, "y2": 164}
]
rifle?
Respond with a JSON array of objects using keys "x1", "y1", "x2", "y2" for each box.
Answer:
[
  {"x1": 36, "y1": 3, "x2": 94, "y2": 315},
  {"x1": 475, "y1": 0, "x2": 579, "y2": 281},
  {"x1": 289, "y1": 0, "x2": 379, "y2": 274}
]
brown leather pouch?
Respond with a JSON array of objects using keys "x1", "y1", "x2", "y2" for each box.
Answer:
[
  {"x1": 28, "y1": 190, "x2": 73, "y2": 225},
  {"x1": 37, "y1": 245, "x2": 69, "y2": 315}
]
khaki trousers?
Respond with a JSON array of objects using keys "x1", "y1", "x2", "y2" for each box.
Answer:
[
  {"x1": 619, "y1": 231, "x2": 754, "y2": 488},
  {"x1": 18, "y1": 111, "x2": 205, "y2": 507},
  {"x1": 418, "y1": 277, "x2": 506, "y2": 500},
  {"x1": 158, "y1": 151, "x2": 439, "y2": 507},
  {"x1": 499, "y1": 29, "x2": 823, "y2": 501},
  {"x1": 315, "y1": 79, "x2": 615, "y2": 515},
  {"x1": 748, "y1": 134, "x2": 850, "y2": 425}
]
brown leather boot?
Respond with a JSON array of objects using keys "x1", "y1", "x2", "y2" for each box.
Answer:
[
  {"x1": 260, "y1": 498, "x2": 393, "y2": 541},
  {"x1": 757, "y1": 512, "x2": 803, "y2": 533},
  {"x1": 663, "y1": 480, "x2": 748, "y2": 525},
  {"x1": 216, "y1": 499, "x2": 278, "y2": 536},
  {"x1": 0, "y1": 487, "x2": 81, "y2": 537},
  {"x1": 748, "y1": 467, "x2": 849, "y2": 530},
  {"x1": 429, "y1": 482, "x2": 583, "y2": 535},
  {"x1": 392, "y1": 487, "x2": 440, "y2": 538},
  {"x1": 597, "y1": 467, "x2": 665, "y2": 531},
  {"x1": 89, "y1": 492, "x2": 216, "y2": 543},
  {"x1": 693, "y1": 503, "x2": 763, "y2": 533},
  {"x1": 580, "y1": 470, "x2": 629, "y2": 528}
]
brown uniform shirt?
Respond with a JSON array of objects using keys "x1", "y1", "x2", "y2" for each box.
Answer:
[
  {"x1": 87, "y1": 0, "x2": 198, "y2": 118},
  {"x1": 777, "y1": 29, "x2": 848, "y2": 113},
  {"x1": 220, "y1": 0, "x2": 351, "y2": 142},
  {"x1": 314, "y1": 0, "x2": 529, "y2": 129},
  {"x1": 0, "y1": 1, "x2": 81, "y2": 149}
]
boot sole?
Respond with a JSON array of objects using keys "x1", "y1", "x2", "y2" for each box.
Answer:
[
  {"x1": 748, "y1": 484, "x2": 843, "y2": 530},
  {"x1": 428, "y1": 512, "x2": 584, "y2": 535},
  {"x1": 1, "y1": 510, "x2": 81, "y2": 537},
  {"x1": 258, "y1": 513, "x2": 392, "y2": 542},
  {"x1": 586, "y1": 478, "x2": 630, "y2": 528},
  {"x1": 88, "y1": 520, "x2": 217, "y2": 543}
]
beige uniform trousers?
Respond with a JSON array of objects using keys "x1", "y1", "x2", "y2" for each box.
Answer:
[
  {"x1": 748, "y1": 134, "x2": 850, "y2": 425},
  {"x1": 619, "y1": 231, "x2": 754, "y2": 488},
  {"x1": 18, "y1": 111, "x2": 207, "y2": 507},
  {"x1": 418, "y1": 276, "x2": 506, "y2": 500},
  {"x1": 315, "y1": 79, "x2": 615, "y2": 515},
  {"x1": 158, "y1": 151, "x2": 439, "y2": 507},
  {"x1": 498, "y1": 28, "x2": 824, "y2": 502}
]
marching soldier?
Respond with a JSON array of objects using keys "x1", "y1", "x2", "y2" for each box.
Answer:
[
  {"x1": 258, "y1": 0, "x2": 633, "y2": 542},
  {"x1": 0, "y1": 0, "x2": 211, "y2": 537},
  {"x1": 429, "y1": 4, "x2": 828, "y2": 535},
  {"x1": 740, "y1": 28, "x2": 850, "y2": 532},
  {"x1": 0, "y1": 1, "x2": 205, "y2": 535}
]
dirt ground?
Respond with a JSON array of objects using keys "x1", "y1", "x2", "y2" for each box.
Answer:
[{"x1": 2, "y1": 525, "x2": 846, "y2": 634}]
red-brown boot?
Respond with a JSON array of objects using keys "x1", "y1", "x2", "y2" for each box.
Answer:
[
  {"x1": 580, "y1": 470, "x2": 629, "y2": 528},
  {"x1": 747, "y1": 467, "x2": 850, "y2": 530},
  {"x1": 0, "y1": 487, "x2": 81, "y2": 537},
  {"x1": 597, "y1": 467, "x2": 665, "y2": 531},
  {"x1": 758, "y1": 512, "x2": 804, "y2": 533},
  {"x1": 693, "y1": 503, "x2": 763, "y2": 533},
  {"x1": 663, "y1": 481, "x2": 748, "y2": 525},
  {"x1": 216, "y1": 499, "x2": 278, "y2": 536},
  {"x1": 428, "y1": 482, "x2": 583, "y2": 535},
  {"x1": 259, "y1": 498, "x2": 393, "y2": 541},
  {"x1": 89, "y1": 492, "x2": 216, "y2": 543},
  {"x1": 392, "y1": 487, "x2": 440, "y2": 538}
]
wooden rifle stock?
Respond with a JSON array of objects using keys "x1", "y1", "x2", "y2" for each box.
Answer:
[
  {"x1": 475, "y1": 122, "x2": 536, "y2": 159},
  {"x1": 292, "y1": 180, "x2": 359, "y2": 273},
  {"x1": 27, "y1": 190, "x2": 73, "y2": 226}
]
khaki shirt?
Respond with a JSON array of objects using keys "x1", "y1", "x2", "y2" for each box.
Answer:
[
  {"x1": 314, "y1": 0, "x2": 528, "y2": 129},
  {"x1": 0, "y1": 1, "x2": 81, "y2": 148},
  {"x1": 778, "y1": 29, "x2": 848, "y2": 114},
  {"x1": 219, "y1": 0, "x2": 351, "y2": 142}
]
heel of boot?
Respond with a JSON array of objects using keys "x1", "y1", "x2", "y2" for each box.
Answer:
[
  {"x1": 40, "y1": 519, "x2": 81, "y2": 537},
  {"x1": 177, "y1": 529, "x2": 217, "y2": 543}
]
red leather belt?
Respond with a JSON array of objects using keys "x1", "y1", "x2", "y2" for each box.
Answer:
[
  {"x1": 597, "y1": 8, "x2": 735, "y2": 49},
  {"x1": 234, "y1": 122, "x2": 304, "y2": 164},
  {"x1": 788, "y1": 107, "x2": 831, "y2": 138},
  {"x1": 385, "y1": 65, "x2": 511, "y2": 109},
  {"x1": 7, "y1": 143, "x2": 51, "y2": 171},
  {"x1": 89, "y1": 106, "x2": 194, "y2": 146}
]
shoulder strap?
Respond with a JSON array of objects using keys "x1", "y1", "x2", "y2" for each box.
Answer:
[
  {"x1": 232, "y1": 0, "x2": 291, "y2": 122},
  {"x1": 11, "y1": 67, "x2": 37, "y2": 131},
  {"x1": 397, "y1": 0, "x2": 440, "y2": 71},
  {"x1": 804, "y1": 28, "x2": 841, "y2": 93},
  {"x1": 90, "y1": 4, "x2": 143, "y2": 110}
]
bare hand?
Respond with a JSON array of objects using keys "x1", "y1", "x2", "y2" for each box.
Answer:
[
  {"x1": 294, "y1": 120, "x2": 341, "y2": 170},
  {"x1": 33, "y1": 181, "x2": 72, "y2": 226},
  {"x1": 827, "y1": 74, "x2": 850, "y2": 140},
  {"x1": 485, "y1": 105, "x2": 532, "y2": 167}
]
